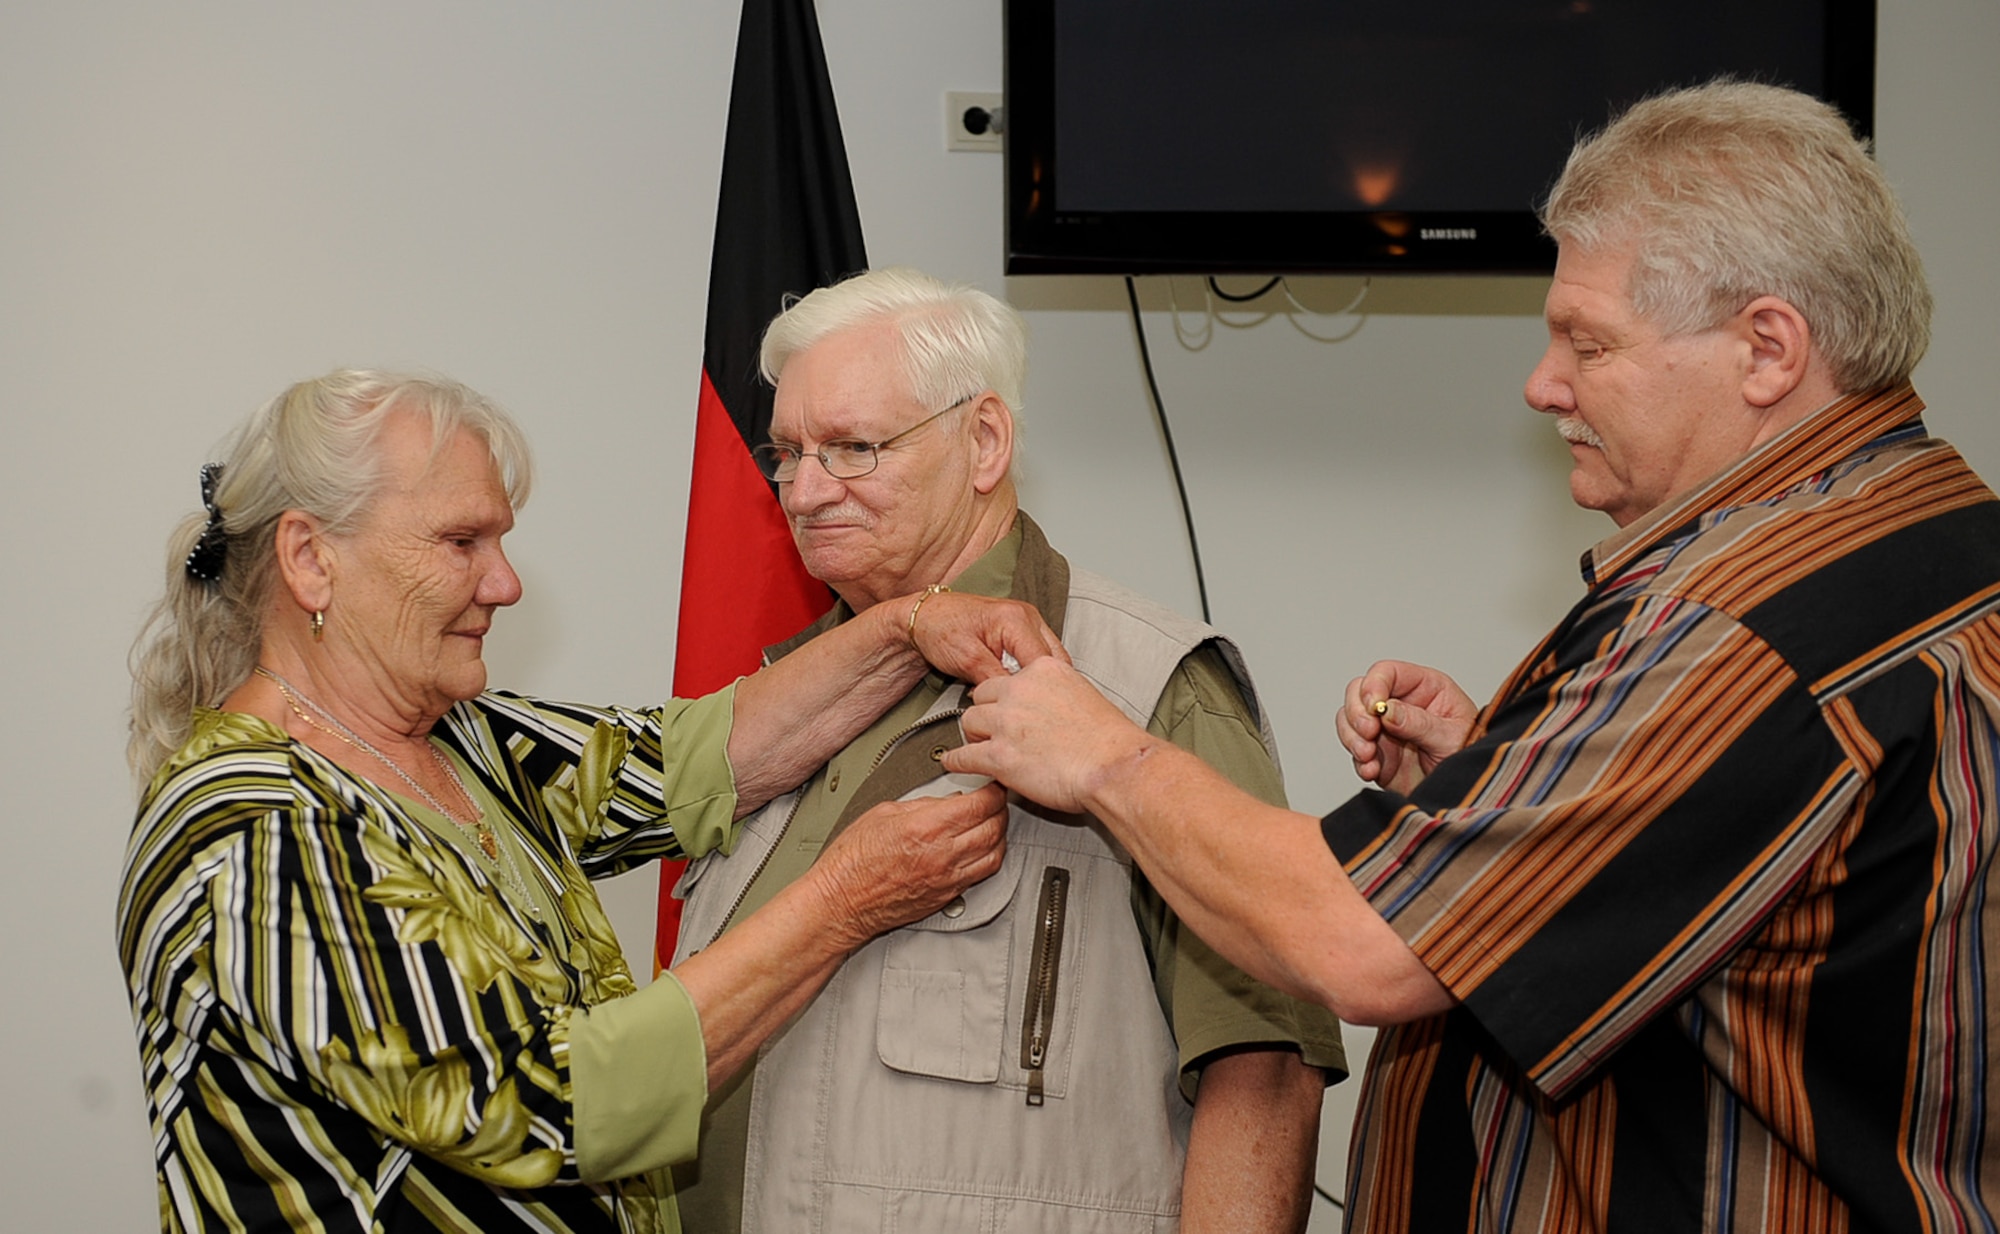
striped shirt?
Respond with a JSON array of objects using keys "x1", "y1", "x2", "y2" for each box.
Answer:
[
  {"x1": 1323, "y1": 385, "x2": 2000, "y2": 1232},
  {"x1": 116, "y1": 689, "x2": 739, "y2": 1232}
]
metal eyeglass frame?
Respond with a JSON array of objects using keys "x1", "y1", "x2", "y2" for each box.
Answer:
[{"x1": 752, "y1": 394, "x2": 977, "y2": 482}]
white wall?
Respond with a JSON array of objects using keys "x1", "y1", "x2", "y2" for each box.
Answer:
[{"x1": 2, "y1": 3, "x2": 1993, "y2": 1227}]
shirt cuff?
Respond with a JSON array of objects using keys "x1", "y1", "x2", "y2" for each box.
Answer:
[
  {"x1": 569, "y1": 972, "x2": 709, "y2": 1183},
  {"x1": 657, "y1": 684, "x2": 743, "y2": 858}
]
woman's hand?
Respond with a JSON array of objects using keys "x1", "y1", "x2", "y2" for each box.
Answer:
[
  {"x1": 1334, "y1": 660, "x2": 1479, "y2": 795},
  {"x1": 676, "y1": 782, "x2": 1009, "y2": 1091},
  {"x1": 807, "y1": 782, "x2": 1010, "y2": 949},
  {"x1": 904, "y1": 590, "x2": 1068, "y2": 684},
  {"x1": 727, "y1": 595, "x2": 1061, "y2": 816}
]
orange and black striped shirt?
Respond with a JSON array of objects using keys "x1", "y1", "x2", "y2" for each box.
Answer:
[{"x1": 1325, "y1": 385, "x2": 2000, "y2": 1232}]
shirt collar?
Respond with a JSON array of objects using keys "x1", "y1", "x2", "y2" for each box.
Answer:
[
  {"x1": 1580, "y1": 383, "x2": 1927, "y2": 587},
  {"x1": 946, "y1": 515, "x2": 1024, "y2": 601}
]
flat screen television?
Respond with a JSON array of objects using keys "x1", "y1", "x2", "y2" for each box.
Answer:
[{"x1": 1004, "y1": 0, "x2": 1877, "y2": 275}]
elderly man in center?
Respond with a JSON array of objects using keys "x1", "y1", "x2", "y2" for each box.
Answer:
[{"x1": 668, "y1": 266, "x2": 1344, "y2": 1233}]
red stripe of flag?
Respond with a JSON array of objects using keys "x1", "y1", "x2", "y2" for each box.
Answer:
[{"x1": 657, "y1": 0, "x2": 866, "y2": 968}]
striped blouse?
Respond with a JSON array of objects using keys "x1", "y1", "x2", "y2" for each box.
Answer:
[
  {"x1": 117, "y1": 689, "x2": 739, "y2": 1232},
  {"x1": 1324, "y1": 385, "x2": 2000, "y2": 1232}
]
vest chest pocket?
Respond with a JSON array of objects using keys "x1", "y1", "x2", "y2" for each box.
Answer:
[{"x1": 876, "y1": 845, "x2": 1089, "y2": 1100}]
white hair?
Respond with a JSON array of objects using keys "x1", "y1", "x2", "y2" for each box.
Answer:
[
  {"x1": 759, "y1": 267, "x2": 1029, "y2": 414},
  {"x1": 128, "y1": 370, "x2": 532, "y2": 784},
  {"x1": 1541, "y1": 79, "x2": 1930, "y2": 392}
]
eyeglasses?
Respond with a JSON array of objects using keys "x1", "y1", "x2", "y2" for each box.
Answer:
[{"x1": 752, "y1": 395, "x2": 975, "y2": 483}]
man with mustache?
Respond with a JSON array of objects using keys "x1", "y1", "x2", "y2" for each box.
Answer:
[
  {"x1": 668, "y1": 266, "x2": 1345, "y2": 1232},
  {"x1": 949, "y1": 81, "x2": 2000, "y2": 1230}
]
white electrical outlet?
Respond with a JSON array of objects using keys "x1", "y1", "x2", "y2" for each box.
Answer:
[{"x1": 945, "y1": 91, "x2": 1003, "y2": 153}]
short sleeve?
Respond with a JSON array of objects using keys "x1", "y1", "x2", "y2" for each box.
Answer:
[
  {"x1": 1324, "y1": 594, "x2": 1855, "y2": 1098},
  {"x1": 1141, "y1": 644, "x2": 1348, "y2": 1094}
]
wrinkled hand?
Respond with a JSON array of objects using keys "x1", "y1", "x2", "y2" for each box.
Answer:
[
  {"x1": 1334, "y1": 660, "x2": 1479, "y2": 795},
  {"x1": 809, "y1": 782, "x2": 1009, "y2": 948},
  {"x1": 944, "y1": 657, "x2": 1148, "y2": 814},
  {"x1": 906, "y1": 591, "x2": 1069, "y2": 684}
]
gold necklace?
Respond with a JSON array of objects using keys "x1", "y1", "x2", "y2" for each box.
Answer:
[
  {"x1": 255, "y1": 667, "x2": 545, "y2": 918},
  {"x1": 257, "y1": 667, "x2": 496, "y2": 852}
]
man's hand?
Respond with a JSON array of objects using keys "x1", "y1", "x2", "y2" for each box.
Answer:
[
  {"x1": 808, "y1": 783, "x2": 1010, "y2": 949},
  {"x1": 728, "y1": 594, "x2": 1064, "y2": 814},
  {"x1": 905, "y1": 590, "x2": 1068, "y2": 684},
  {"x1": 1335, "y1": 660, "x2": 1479, "y2": 794},
  {"x1": 945, "y1": 657, "x2": 1151, "y2": 814}
]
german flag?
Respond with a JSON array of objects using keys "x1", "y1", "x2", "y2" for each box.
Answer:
[{"x1": 657, "y1": 0, "x2": 865, "y2": 966}]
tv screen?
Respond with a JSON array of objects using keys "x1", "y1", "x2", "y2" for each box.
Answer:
[{"x1": 1004, "y1": 0, "x2": 1877, "y2": 275}]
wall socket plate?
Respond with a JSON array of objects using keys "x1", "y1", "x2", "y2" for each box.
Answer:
[{"x1": 945, "y1": 91, "x2": 1003, "y2": 153}]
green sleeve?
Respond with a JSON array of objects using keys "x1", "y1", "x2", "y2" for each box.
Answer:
[
  {"x1": 640, "y1": 686, "x2": 741, "y2": 860},
  {"x1": 1137, "y1": 644, "x2": 1348, "y2": 1098},
  {"x1": 478, "y1": 684, "x2": 743, "y2": 875},
  {"x1": 569, "y1": 972, "x2": 710, "y2": 1183}
]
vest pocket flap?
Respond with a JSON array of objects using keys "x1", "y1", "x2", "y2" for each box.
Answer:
[
  {"x1": 876, "y1": 966, "x2": 1005, "y2": 1082},
  {"x1": 875, "y1": 854, "x2": 1019, "y2": 1083},
  {"x1": 898, "y1": 836, "x2": 1024, "y2": 933}
]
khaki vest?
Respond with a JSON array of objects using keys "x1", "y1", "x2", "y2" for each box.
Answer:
[{"x1": 674, "y1": 567, "x2": 1275, "y2": 1233}]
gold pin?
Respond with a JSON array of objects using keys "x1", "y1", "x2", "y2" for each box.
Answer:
[{"x1": 1372, "y1": 699, "x2": 1390, "y2": 716}]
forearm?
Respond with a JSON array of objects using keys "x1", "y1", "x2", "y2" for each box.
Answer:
[
  {"x1": 669, "y1": 868, "x2": 860, "y2": 1091},
  {"x1": 1181, "y1": 1049, "x2": 1324, "y2": 1234},
  {"x1": 677, "y1": 783, "x2": 1009, "y2": 1092},
  {"x1": 726, "y1": 601, "x2": 926, "y2": 814},
  {"x1": 1083, "y1": 737, "x2": 1450, "y2": 1025}
]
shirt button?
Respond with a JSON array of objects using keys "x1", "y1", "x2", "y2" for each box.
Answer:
[
  {"x1": 942, "y1": 896, "x2": 967, "y2": 919},
  {"x1": 828, "y1": 770, "x2": 840, "y2": 792}
]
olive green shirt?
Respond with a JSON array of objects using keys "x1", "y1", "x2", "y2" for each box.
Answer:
[{"x1": 672, "y1": 516, "x2": 1345, "y2": 1233}]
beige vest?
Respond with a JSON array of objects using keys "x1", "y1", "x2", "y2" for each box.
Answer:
[{"x1": 673, "y1": 561, "x2": 1275, "y2": 1233}]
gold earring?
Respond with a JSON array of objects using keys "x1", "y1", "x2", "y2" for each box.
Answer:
[{"x1": 310, "y1": 610, "x2": 325, "y2": 641}]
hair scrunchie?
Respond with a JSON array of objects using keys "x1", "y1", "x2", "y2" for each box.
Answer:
[{"x1": 183, "y1": 462, "x2": 228, "y2": 585}]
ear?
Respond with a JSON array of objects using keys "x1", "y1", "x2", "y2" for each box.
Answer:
[
  {"x1": 968, "y1": 393, "x2": 1015, "y2": 495},
  {"x1": 1737, "y1": 295, "x2": 1814, "y2": 409},
  {"x1": 274, "y1": 510, "x2": 335, "y2": 617}
]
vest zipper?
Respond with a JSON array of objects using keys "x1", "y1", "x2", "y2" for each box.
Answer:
[
  {"x1": 867, "y1": 706, "x2": 969, "y2": 775},
  {"x1": 1020, "y1": 865, "x2": 1070, "y2": 1106},
  {"x1": 705, "y1": 788, "x2": 807, "y2": 950}
]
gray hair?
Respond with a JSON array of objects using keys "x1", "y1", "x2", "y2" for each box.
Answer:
[
  {"x1": 128, "y1": 370, "x2": 532, "y2": 785},
  {"x1": 1540, "y1": 79, "x2": 1931, "y2": 393},
  {"x1": 759, "y1": 267, "x2": 1029, "y2": 415}
]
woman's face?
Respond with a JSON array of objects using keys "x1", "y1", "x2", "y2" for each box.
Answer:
[{"x1": 324, "y1": 412, "x2": 522, "y2": 723}]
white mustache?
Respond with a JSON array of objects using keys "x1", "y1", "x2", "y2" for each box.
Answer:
[
  {"x1": 1556, "y1": 417, "x2": 1604, "y2": 449},
  {"x1": 791, "y1": 505, "x2": 873, "y2": 529}
]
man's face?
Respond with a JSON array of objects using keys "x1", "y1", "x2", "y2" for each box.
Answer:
[
  {"x1": 1525, "y1": 244, "x2": 1751, "y2": 528},
  {"x1": 771, "y1": 321, "x2": 983, "y2": 610}
]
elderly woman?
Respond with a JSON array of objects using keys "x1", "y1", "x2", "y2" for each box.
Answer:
[{"x1": 117, "y1": 370, "x2": 1056, "y2": 1232}]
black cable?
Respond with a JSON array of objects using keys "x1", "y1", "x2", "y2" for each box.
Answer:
[
  {"x1": 1123, "y1": 275, "x2": 1211, "y2": 624},
  {"x1": 1207, "y1": 275, "x2": 1281, "y2": 303},
  {"x1": 1314, "y1": 1182, "x2": 1346, "y2": 1211}
]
